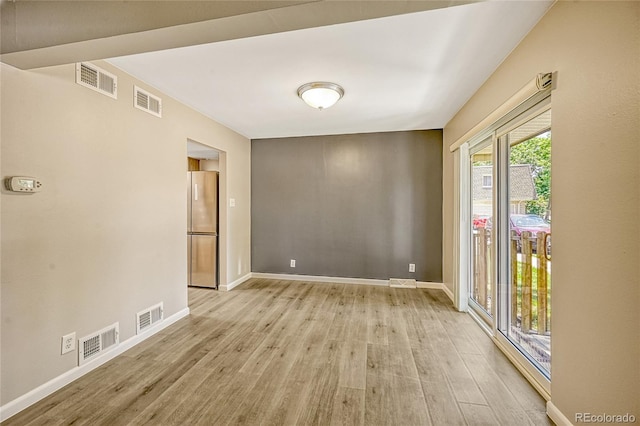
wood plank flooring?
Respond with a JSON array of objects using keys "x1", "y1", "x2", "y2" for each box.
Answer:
[{"x1": 2, "y1": 279, "x2": 552, "y2": 425}]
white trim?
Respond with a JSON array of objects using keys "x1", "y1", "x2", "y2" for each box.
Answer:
[
  {"x1": 456, "y1": 143, "x2": 470, "y2": 312},
  {"x1": 546, "y1": 401, "x2": 573, "y2": 426},
  {"x1": 416, "y1": 281, "x2": 442, "y2": 289},
  {"x1": 251, "y1": 272, "x2": 388, "y2": 287},
  {"x1": 219, "y1": 272, "x2": 252, "y2": 291},
  {"x1": 0, "y1": 307, "x2": 190, "y2": 422},
  {"x1": 440, "y1": 284, "x2": 455, "y2": 303},
  {"x1": 417, "y1": 281, "x2": 455, "y2": 303},
  {"x1": 251, "y1": 273, "x2": 453, "y2": 299}
]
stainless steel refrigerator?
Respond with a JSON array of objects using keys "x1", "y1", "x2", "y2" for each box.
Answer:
[{"x1": 187, "y1": 171, "x2": 218, "y2": 288}]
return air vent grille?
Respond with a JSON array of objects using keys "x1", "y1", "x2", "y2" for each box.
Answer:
[
  {"x1": 75, "y1": 62, "x2": 117, "y2": 99},
  {"x1": 136, "y1": 302, "x2": 164, "y2": 334},
  {"x1": 83, "y1": 335, "x2": 101, "y2": 360},
  {"x1": 389, "y1": 278, "x2": 417, "y2": 289},
  {"x1": 134, "y1": 86, "x2": 162, "y2": 117},
  {"x1": 78, "y1": 322, "x2": 120, "y2": 366}
]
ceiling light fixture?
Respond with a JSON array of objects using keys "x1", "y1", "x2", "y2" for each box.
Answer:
[{"x1": 297, "y1": 82, "x2": 344, "y2": 110}]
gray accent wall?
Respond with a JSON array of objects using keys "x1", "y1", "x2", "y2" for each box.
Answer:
[{"x1": 252, "y1": 130, "x2": 442, "y2": 282}]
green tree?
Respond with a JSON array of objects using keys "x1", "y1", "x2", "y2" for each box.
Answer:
[{"x1": 510, "y1": 134, "x2": 551, "y2": 219}]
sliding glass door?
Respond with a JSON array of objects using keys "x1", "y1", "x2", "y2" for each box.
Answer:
[
  {"x1": 497, "y1": 108, "x2": 552, "y2": 379},
  {"x1": 464, "y1": 98, "x2": 552, "y2": 390},
  {"x1": 469, "y1": 138, "x2": 494, "y2": 325}
]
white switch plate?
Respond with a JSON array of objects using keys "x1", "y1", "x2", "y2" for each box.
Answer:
[
  {"x1": 61, "y1": 332, "x2": 76, "y2": 355},
  {"x1": 409, "y1": 263, "x2": 416, "y2": 273},
  {"x1": 290, "y1": 259, "x2": 296, "y2": 268},
  {"x1": 229, "y1": 198, "x2": 236, "y2": 207}
]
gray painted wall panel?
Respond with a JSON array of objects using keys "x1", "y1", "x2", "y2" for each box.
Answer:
[{"x1": 252, "y1": 130, "x2": 443, "y2": 282}]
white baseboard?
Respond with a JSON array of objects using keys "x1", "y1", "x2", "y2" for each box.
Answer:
[
  {"x1": 417, "y1": 281, "x2": 455, "y2": 304},
  {"x1": 219, "y1": 272, "x2": 252, "y2": 291},
  {"x1": 251, "y1": 272, "x2": 389, "y2": 287},
  {"x1": 0, "y1": 307, "x2": 190, "y2": 422},
  {"x1": 250, "y1": 273, "x2": 452, "y2": 296},
  {"x1": 417, "y1": 281, "x2": 443, "y2": 289},
  {"x1": 441, "y1": 284, "x2": 455, "y2": 303},
  {"x1": 547, "y1": 401, "x2": 573, "y2": 426}
]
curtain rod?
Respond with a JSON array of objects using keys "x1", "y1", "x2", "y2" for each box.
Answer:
[{"x1": 449, "y1": 73, "x2": 553, "y2": 153}]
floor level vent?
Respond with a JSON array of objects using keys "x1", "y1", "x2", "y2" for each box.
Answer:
[
  {"x1": 75, "y1": 62, "x2": 117, "y2": 99},
  {"x1": 78, "y1": 322, "x2": 120, "y2": 366},
  {"x1": 136, "y1": 302, "x2": 164, "y2": 334},
  {"x1": 389, "y1": 278, "x2": 417, "y2": 289},
  {"x1": 134, "y1": 86, "x2": 162, "y2": 117}
]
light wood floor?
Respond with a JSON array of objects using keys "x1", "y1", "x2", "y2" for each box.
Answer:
[{"x1": 3, "y1": 279, "x2": 552, "y2": 425}]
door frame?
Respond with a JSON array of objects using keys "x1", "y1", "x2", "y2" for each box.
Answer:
[
  {"x1": 467, "y1": 136, "x2": 497, "y2": 327},
  {"x1": 455, "y1": 93, "x2": 552, "y2": 399}
]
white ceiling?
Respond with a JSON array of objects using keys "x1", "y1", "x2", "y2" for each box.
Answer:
[{"x1": 108, "y1": 1, "x2": 553, "y2": 140}]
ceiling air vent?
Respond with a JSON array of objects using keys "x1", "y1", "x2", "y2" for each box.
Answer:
[
  {"x1": 75, "y1": 62, "x2": 117, "y2": 99},
  {"x1": 78, "y1": 322, "x2": 120, "y2": 366},
  {"x1": 134, "y1": 86, "x2": 162, "y2": 118},
  {"x1": 136, "y1": 302, "x2": 164, "y2": 334}
]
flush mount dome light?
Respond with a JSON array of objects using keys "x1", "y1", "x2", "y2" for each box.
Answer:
[{"x1": 297, "y1": 82, "x2": 344, "y2": 110}]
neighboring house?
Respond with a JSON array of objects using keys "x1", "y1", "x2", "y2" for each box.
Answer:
[{"x1": 472, "y1": 164, "x2": 536, "y2": 216}]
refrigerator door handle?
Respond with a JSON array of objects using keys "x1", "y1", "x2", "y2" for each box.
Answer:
[{"x1": 194, "y1": 183, "x2": 198, "y2": 201}]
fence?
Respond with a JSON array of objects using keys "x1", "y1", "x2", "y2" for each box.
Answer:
[
  {"x1": 512, "y1": 230, "x2": 550, "y2": 334},
  {"x1": 472, "y1": 228, "x2": 551, "y2": 335},
  {"x1": 472, "y1": 227, "x2": 491, "y2": 311}
]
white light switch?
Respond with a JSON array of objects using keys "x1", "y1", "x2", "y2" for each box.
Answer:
[{"x1": 229, "y1": 198, "x2": 236, "y2": 207}]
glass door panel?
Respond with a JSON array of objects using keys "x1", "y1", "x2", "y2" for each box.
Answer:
[
  {"x1": 501, "y1": 109, "x2": 552, "y2": 378},
  {"x1": 470, "y1": 140, "x2": 494, "y2": 323}
]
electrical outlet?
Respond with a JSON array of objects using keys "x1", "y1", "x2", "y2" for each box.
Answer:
[
  {"x1": 61, "y1": 332, "x2": 76, "y2": 355},
  {"x1": 229, "y1": 198, "x2": 236, "y2": 207},
  {"x1": 409, "y1": 263, "x2": 416, "y2": 273},
  {"x1": 290, "y1": 259, "x2": 296, "y2": 268}
]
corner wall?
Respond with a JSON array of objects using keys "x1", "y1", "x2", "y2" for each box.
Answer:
[
  {"x1": 443, "y1": 1, "x2": 639, "y2": 421},
  {"x1": 0, "y1": 61, "x2": 251, "y2": 404}
]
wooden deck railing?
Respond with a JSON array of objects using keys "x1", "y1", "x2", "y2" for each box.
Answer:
[
  {"x1": 511, "y1": 230, "x2": 550, "y2": 334},
  {"x1": 473, "y1": 228, "x2": 550, "y2": 335},
  {"x1": 472, "y1": 227, "x2": 491, "y2": 311}
]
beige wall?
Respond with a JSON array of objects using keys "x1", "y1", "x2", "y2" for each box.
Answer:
[
  {"x1": 200, "y1": 159, "x2": 220, "y2": 171},
  {"x1": 0, "y1": 60, "x2": 251, "y2": 404},
  {"x1": 443, "y1": 1, "x2": 639, "y2": 421}
]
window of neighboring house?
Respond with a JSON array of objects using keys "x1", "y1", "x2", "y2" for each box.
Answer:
[{"x1": 482, "y1": 175, "x2": 493, "y2": 188}]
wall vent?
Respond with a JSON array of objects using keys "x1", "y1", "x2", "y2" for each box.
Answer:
[
  {"x1": 134, "y1": 86, "x2": 162, "y2": 117},
  {"x1": 75, "y1": 62, "x2": 117, "y2": 99},
  {"x1": 389, "y1": 278, "x2": 417, "y2": 289},
  {"x1": 78, "y1": 322, "x2": 120, "y2": 366},
  {"x1": 136, "y1": 302, "x2": 164, "y2": 334}
]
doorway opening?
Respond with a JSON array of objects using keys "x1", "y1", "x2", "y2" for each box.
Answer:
[{"x1": 187, "y1": 140, "x2": 225, "y2": 291}]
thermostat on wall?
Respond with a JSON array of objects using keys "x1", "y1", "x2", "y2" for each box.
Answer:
[{"x1": 5, "y1": 176, "x2": 42, "y2": 193}]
